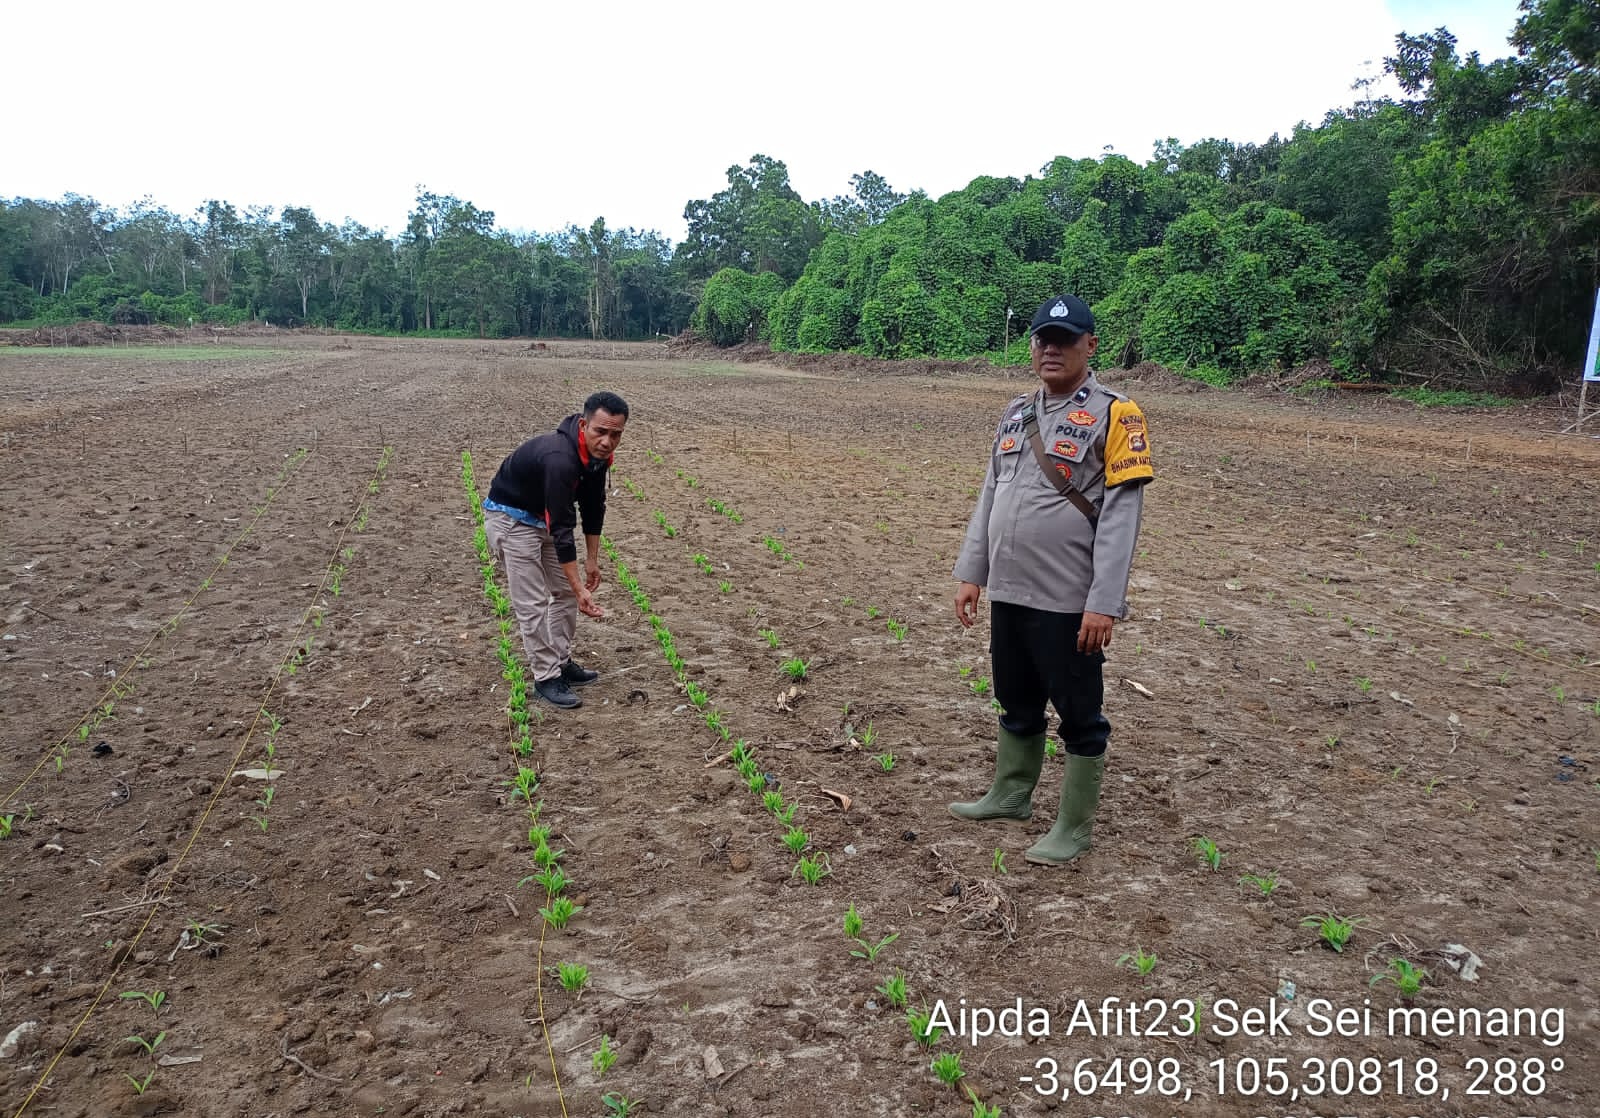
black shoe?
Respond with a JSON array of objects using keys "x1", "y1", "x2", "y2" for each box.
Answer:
[
  {"x1": 535, "y1": 675, "x2": 582, "y2": 709},
  {"x1": 561, "y1": 659, "x2": 599, "y2": 686}
]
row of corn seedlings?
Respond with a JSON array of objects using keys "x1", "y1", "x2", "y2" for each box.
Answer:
[
  {"x1": 3, "y1": 446, "x2": 312, "y2": 812},
  {"x1": 838, "y1": 900, "x2": 1002, "y2": 1117},
  {"x1": 9, "y1": 445, "x2": 388, "y2": 1117},
  {"x1": 601, "y1": 533, "x2": 832, "y2": 884},
  {"x1": 646, "y1": 448, "x2": 915, "y2": 644},
  {"x1": 462, "y1": 450, "x2": 625, "y2": 1110},
  {"x1": 461, "y1": 453, "x2": 537, "y2": 757},
  {"x1": 250, "y1": 444, "x2": 393, "y2": 835}
]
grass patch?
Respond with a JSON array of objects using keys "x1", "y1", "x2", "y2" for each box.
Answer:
[
  {"x1": 1389, "y1": 386, "x2": 1519, "y2": 408},
  {"x1": 0, "y1": 345, "x2": 286, "y2": 362}
]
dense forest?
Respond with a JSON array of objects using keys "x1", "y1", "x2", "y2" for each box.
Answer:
[{"x1": 2, "y1": 0, "x2": 1595, "y2": 392}]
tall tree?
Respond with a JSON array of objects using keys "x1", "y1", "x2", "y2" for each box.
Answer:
[{"x1": 676, "y1": 155, "x2": 821, "y2": 282}]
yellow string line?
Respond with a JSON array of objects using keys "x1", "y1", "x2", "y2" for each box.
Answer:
[
  {"x1": 462, "y1": 450, "x2": 567, "y2": 1117},
  {"x1": 3, "y1": 448, "x2": 314, "y2": 809},
  {"x1": 10, "y1": 447, "x2": 390, "y2": 1118},
  {"x1": 532, "y1": 823, "x2": 566, "y2": 1117}
]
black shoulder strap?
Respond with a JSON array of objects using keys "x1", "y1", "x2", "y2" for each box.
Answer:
[{"x1": 1019, "y1": 393, "x2": 1099, "y2": 524}]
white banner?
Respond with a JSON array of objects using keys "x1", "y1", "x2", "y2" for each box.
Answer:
[{"x1": 1586, "y1": 288, "x2": 1600, "y2": 383}]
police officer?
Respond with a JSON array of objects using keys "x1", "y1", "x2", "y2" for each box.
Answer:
[{"x1": 950, "y1": 294, "x2": 1152, "y2": 865}]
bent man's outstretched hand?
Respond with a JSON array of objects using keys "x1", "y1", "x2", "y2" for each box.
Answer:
[{"x1": 578, "y1": 587, "x2": 605, "y2": 619}]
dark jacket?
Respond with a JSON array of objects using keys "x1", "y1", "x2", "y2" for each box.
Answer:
[{"x1": 485, "y1": 414, "x2": 610, "y2": 564}]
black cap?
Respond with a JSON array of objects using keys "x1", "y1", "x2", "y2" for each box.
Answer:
[{"x1": 1029, "y1": 294, "x2": 1094, "y2": 337}]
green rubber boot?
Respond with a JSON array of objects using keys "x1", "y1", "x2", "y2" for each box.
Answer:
[
  {"x1": 1024, "y1": 752, "x2": 1105, "y2": 865},
  {"x1": 948, "y1": 728, "x2": 1046, "y2": 821}
]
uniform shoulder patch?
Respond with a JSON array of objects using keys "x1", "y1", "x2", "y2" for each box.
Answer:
[{"x1": 1104, "y1": 399, "x2": 1153, "y2": 488}]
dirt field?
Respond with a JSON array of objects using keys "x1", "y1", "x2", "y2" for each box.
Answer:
[{"x1": 1, "y1": 334, "x2": 1596, "y2": 1118}]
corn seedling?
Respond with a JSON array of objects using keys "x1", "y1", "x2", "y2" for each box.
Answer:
[
  {"x1": 706, "y1": 709, "x2": 730, "y2": 739},
  {"x1": 991, "y1": 847, "x2": 1007, "y2": 875},
  {"x1": 762, "y1": 789, "x2": 786, "y2": 815},
  {"x1": 1302, "y1": 911, "x2": 1365, "y2": 952},
  {"x1": 886, "y1": 618, "x2": 907, "y2": 641},
  {"x1": 125, "y1": 1070, "x2": 157, "y2": 1096},
  {"x1": 1116, "y1": 946, "x2": 1159, "y2": 976},
  {"x1": 782, "y1": 825, "x2": 809, "y2": 854},
  {"x1": 1190, "y1": 835, "x2": 1223, "y2": 871},
  {"x1": 875, "y1": 970, "x2": 908, "y2": 1009},
  {"x1": 124, "y1": 1032, "x2": 165, "y2": 1056},
  {"x1": 873, "y1": 752, "x2": 895, "y2": 772},
  {"x1": 539, "y1": 895, "x2": 581, "y2": 931},
  {"x1": 858, "y1": 721, "x2": 878, "y2": 748},
  {"x1": 968, "y1": 1092, "x2": 1001, "y2": 1118},
  {"x1": 532, "y1": 865, "x2": 569, "y2": 896},
  {"x1": 533, "y1": 841, "x2": 565, "y2": 871},
  {"x1": 1356, "y1": 676, "x2": 1373, "y2": 693},
  {"x1": 843, "y1": 902, "x2": 865, "y2": 939},
  {"x1": 718, "y1": 579, "x2": 732, "y2": 593},
  {"x1": 184, "y1": 918, "x2": 226, "y2": 948},
  {"x1": 508, "y1": 766, "x2": 540, "y2": 805},
  {"x1": 931, "y1": 1051, "x2": 965, "y2": 1085},
  {"x1": 0, "y1": 815, "x2": 13, "y2": 840},
  {"x1": 692, "y1": 552, "x2": 713, "y2": 574},
  {"x1": 780, "y1": 656, "x2": 810, "y2": 681},
  {"x1": 1371, "y1": 958, "x2": 1428, "y2": 997},
  {"x1": 684, "y1": 680, "x2": 709, "y2": 708},
  {"x1": 970, "y1": 677, "x2": 991, "y2": 696},
  {"x1": 251, "y1": 784, "x2": 276, "y2": 832},
  {"x1": 554, "y1": 962, "x2": 590, "y2": 995},
  {"x1": 744, "y1": 769, "x2": 767, "y2": 793},
  {"x1": 120, "y1": 989, "x2": 166, "y2": 1015},
  {"x1": 592, "y1": 1034, "x2": 617, "y2": 1077},
  {"x1": 794, "y1": 852, "x2": 831, "y2": 884},
  {"x1": 758, "y1": 627, "x2": 779, "y2": 648},
  {"x1": 1045, "y1": 737, "x2": 1059, "y2": 759},
  {"x1": 906, "y1": 1004, "x2": 946, "y2": 1048},
  {"x1": 958, "y1": 665, "x2": 972, "y2": 678},
  {"x1": 1238, "y1": 871, "x2": 1279, "y2": 896},
  {"x1": 602, "y1": 1094, "x2": 638, "y2": 1117},
  {"x1": 851, "y1": 931, "x2": 899, "y2": 962},
  {"x1": 866, "y1": 605, "x2": 881, "y2": 619}
]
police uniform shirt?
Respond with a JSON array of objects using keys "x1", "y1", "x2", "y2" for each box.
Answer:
[{"x1": 953, "y1": 374, "x2": 1153, "y2": 617}]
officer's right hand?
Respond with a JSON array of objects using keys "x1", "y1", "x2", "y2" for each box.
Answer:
[
  {"x1": 955, "y1": 582, "x2": 982, "y2": 628},
  {"x1": 578, "y1": 587, "x2": 605, "y2": 619}
]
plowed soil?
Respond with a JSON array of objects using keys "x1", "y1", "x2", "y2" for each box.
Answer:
[{"x1": 2, "y1": 335, "x2": 1597, "y2": 1118}]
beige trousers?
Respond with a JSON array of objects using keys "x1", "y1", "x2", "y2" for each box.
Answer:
[{"x1": 485, "y1": 511, "x2": 576, "y2": 683}]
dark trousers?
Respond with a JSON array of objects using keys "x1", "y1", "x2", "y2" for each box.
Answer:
[{"x1": 990, "y1": 601, "x2": 1111, "y2": 757}]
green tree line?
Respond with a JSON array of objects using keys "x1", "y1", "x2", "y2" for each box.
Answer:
[
  {"x1": 0, "y1": 191, "x2": 697, "y2": 340},
  {"x1": 716, "y1": 2, "x2": 1599, "y2": 392},
  {"x1": 3, "y1": 1, "x2": 1594, "y2": 389},
  {"x1": 0, "y1": 158, "x2": 904, "y2": 341}
]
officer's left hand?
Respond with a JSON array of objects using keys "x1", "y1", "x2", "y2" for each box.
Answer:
[
  {"x1": 1078, "y1": 612, "x2": 1115, "y2": 653},
  {"x1": 585, "y1": 558, "x2": 602, "y2": 591}
]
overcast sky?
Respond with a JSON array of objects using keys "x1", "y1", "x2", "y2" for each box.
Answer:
[{"x1": 7, "y1": 0, "x2": 1522, "y2": 242}]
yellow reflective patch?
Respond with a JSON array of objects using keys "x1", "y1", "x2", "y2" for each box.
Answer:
[{"x1": 1105, "y1": 399, "x2": 1154, "y2": 487}]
